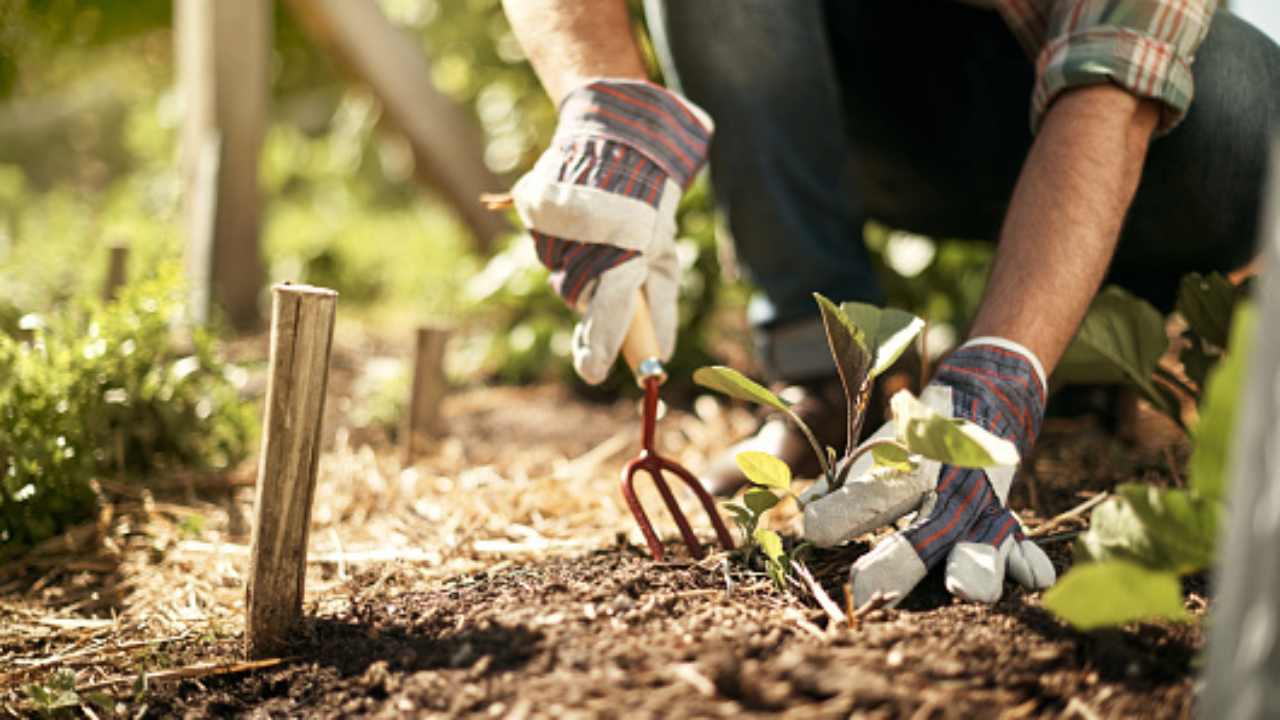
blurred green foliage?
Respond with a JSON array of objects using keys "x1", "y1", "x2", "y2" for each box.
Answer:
[
  {"x1": 0, "y1": 0, "x2": 981, "y2": 397},
  {"x1": 0, "y1": 269, "x2": 255, "y2": 557}
]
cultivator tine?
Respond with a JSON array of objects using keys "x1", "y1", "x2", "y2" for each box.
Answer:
[
  {"x1": 621, "y1": 459, "x2": 667, "y2": 562},
  {"x1": 657, "y1": 457, "x2": 737, "y2": 554},
  {"x1": 616, "y1": 306, "x2": 736, "y2": 562},
  {"x1": 646, "y1": 461, "x2": 705, "y2": 559}
]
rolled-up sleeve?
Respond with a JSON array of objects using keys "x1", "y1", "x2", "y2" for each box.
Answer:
[{"x1": 1000, "y1": 0, "x2": 1218, "y2": 134}]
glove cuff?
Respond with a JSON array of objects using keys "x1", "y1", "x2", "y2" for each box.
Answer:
[
  {"x1": 934, "y1": 339, "x2": 1047, "y2": 458},
  {"x1": 960, "y1": 336, "x2": 1047, "y2": 396},
  {"x1": 556, "y1": 79, "x2": 713, "y2": 189}
]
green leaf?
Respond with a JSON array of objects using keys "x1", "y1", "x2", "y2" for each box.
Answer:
[
  {"x1": 1043, "y1": 560, "x2": 1189, "y2": 630},
  {"x1": 1077, "y1": 484, "x2": 1219, "y2": 574},
  {"x1": 722, "y1": 502, "x2": 753, "y2": 528},
  {"x1": 1189, "y1": 302, "x2": 1254, "y2": 505},
  {"x1": 735, "y1": 451, "x2": 792, "y2": 491},
  {"x1": 1177, "y1": 272, "x2": 1238, "y2": 349},
  {"x1": 889, "y1": 390, "x2": 1019, "y2": 468},
  {"x1": 695, "y1": 364, "x2": 828, "y2": 478},
  {"x1": 869, "y1": 441, "x2": 915, "y2": 472},
  {"x1": 837, "y1": 301, "x2": 926, "y2": 378},
  {"x1": 1055, "y1": 286, "x2": 1174, "y2": 415},
  {"x1": 693, "y1": 366, "x2": 790, "y2": 414},
  {"x1": 753, "y1": 527, "x2": 785, "y2": 563},
  {"x1": 814, "y1": 293, "x2": 873, "y2": 454},
  {"x1": 744, "y1": 488, "x2": 780, "y2": 516}
]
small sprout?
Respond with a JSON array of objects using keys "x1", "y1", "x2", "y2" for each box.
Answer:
[{"x1": 735, "y1": 451, "x2": 791, "y2": 491}]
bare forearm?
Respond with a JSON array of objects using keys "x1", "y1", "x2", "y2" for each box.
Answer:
[
  {"x1": 969, "y1": 85, "x2": 1160, "y2": 373},
  {"x1": 502, "y1": 0, "x2": 648, "y2": 105}
]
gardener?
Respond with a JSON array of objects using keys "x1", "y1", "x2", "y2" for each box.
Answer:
[{"x1": 500, "y1": 0, "x2": 1278, "y2": 606}]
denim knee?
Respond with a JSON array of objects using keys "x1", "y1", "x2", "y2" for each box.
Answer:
[{"x1": 1113, "y1": 11, "x2": 1280, "y2": 307}]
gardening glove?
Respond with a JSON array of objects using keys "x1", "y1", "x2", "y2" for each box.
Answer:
[
  {"x1": 510, "y1": 79, "x2": 713, "y2": 384},
  {"x1": 801, "y1": 338, "x2": 1057, "y2": 607}
]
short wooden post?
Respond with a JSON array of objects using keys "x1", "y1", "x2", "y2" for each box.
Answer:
[
  {"x1": 102, "y1": 243, "x2": 129, "y2": 302},
  {"x1": 245, "y1": 284, "x2": 338, "y2": 658},
  {"x1": 402, "y1": 325, "x2": 450, "y2": 463}
]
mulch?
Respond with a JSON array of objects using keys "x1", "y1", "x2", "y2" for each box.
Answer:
[{"x1": 0, "y1": 329, "x2": 1204, "y2": 719}]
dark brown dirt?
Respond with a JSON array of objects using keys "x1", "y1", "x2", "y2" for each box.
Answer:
[{"x1": 147, "y1": 537, "x2": 1202, "y2": 719}]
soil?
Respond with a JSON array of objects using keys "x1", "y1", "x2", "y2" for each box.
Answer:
[
  {"x1": 149, "y1": 546, "x2": 1203, "y2": 719},
  {"x1": 1, "y1": 329, "x2": 1206, "y2": 719}
]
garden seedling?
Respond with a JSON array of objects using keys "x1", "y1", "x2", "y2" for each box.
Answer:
[{"x1": 701, "y1": 293, "x2": 1019, "y2": 588}]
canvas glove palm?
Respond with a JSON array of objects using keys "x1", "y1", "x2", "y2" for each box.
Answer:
[
  {"x1": 801, "y1": 339, "x2": 1057, "y2": 607},
  {"x1": 510, "y1": 79, "x2": 713, "y2": 384}
]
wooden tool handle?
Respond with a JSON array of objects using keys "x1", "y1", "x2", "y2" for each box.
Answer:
[
  {"x1": 479, "y1": 192, "x2": 663, "y2": 383},
  {"x1": 621, "y1": 290, "x2": 666, "y2": 383}
]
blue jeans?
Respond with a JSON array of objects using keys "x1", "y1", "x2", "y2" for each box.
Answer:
[{"x1": 644, "y1": 0, "x2": 1280, "y2": 381}]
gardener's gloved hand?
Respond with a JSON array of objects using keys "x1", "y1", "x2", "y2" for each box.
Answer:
[
  {"x1": 801, "y1": 339, "x2": 1057, "y2": 607},
  {"x1": 509, "y1": 79, "x2": 713, "y2": 384}
]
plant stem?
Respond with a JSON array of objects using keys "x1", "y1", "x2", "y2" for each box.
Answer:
[
  {"x1": 1153, "y1": 365, "x2": 1198, "y2": 400},
  {"x1": 831, "y1": 438, "x2": 911, "y2": 490},
  {"x1": 784, "y1": 407, "x2": 830, "y2": 479}
]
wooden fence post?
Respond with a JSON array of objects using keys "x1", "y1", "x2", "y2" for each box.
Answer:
[
  {"x1": 245, "y1": 284, "x2": 338, "y2": 658},
  {"x1": 102, "y1": 243, "x2": 129, "y2": 302},
  {"x1": 175, "y1": 0, "x2": 270, "y2": 331},
  {"x1": 282, "y1": 0, "x2": 507, "y2": 253},
  {"x1": 1203, "y1": 136, "x2": 1280, "y2": 718},
  {"x1": 402, "y1": 325, "x2": 450, "y2": 463}
]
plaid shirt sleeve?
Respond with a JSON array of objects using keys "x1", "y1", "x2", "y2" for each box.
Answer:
[{"x1": 994, "y1": 0, "x2": 1218, "y2": 134}]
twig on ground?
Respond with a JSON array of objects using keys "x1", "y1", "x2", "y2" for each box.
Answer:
[
  {"x1": 1030, "y1": 492, "x2": 1110, "y2": 538},
  {"x1": 13, "y1": 634, "x2": 191, "y2": 669},
  {"x1": 1035, "y1": 529, "x2": 1084, "y2": 545},
  {"x1": 791, "y1": 561, "x2": 845, "y2": 627},
  {"x1": 720, "y1": 558, "x2": 734, "y2": 600},
  {"x1": 845, "y1": 589, "x2": 899, "y2": 630},
  {"x1": 78, "y1": 657, "x2": 286, "y2": 693},
  {"x1": 668, "y1": 663, "x2": 715, "y2": 697},
  {"x1": 782, "y1": 607, "x2": 828, "y2": 642},
  {"x1": 1064, "y1": 696, "x2": 1102, "y2": 720},
  {"x1": 328, "y1": 528, "x2": 348, "y2": 581}
]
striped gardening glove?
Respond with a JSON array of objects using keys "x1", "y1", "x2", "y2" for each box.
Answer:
[
  {"x1": 801, "y1": 339, "x2": 1057, "y2": 607},
  {"x1": 510, "y1": 80, "x2": 713, "y2": 384}
]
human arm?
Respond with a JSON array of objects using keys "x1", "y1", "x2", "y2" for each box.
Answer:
[
  {"x1": 499, "y1": 1, "x2": 713, "y2": 384},
  {"x1": 502, "y1": 0, "x2": 648, "y2": 105},
  {"x1": 968, "y1": 84, "x2": 1159, "y2": 373}
]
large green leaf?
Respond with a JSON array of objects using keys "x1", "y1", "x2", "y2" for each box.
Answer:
[
  {"x1": 1043, "y1": 560, "x2": 1189, "y2": 630},
  {"x1": 1177, "y1": 272, "x2": 1237, "y2": 349},
  {"x1": 735, "y1": 451, "x2": 792, "y2": 491},
  {"x1": 1055, "y1": 286, "x2": 1173, "y2": 415},
  {"x1": 814, "y1": 293, "x2": 873, "y2": 454},
  {"x1": 837, "y1": 301, "x2": 926, "y2": 379},
  {"x1": 693, "y1": 366, "x2": 790, "y2": 413},
  {"x1": 1188, "y1": 302, "x2": 1254, "y2": 505},
  {"x1": 889, "y1": 390, "x2": 1019, "y2": 468},
  {"x1": 1076, "y1": 484, "x2": 1219, "y2": 574}
]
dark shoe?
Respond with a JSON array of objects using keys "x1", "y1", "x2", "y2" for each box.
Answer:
[
  {"x1": 701, "y1": 376, "x2": 848, "y2": 496},
  {"x1": 701, "y1": 350, "x2": 922, "y2": 496}
]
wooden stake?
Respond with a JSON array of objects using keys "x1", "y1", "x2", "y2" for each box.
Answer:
[
  {"x1": 102, "y1": 244, "x2": 129, "y2": 302},
  {"x1": 402, "y1": 325, "x2": 450, "y2": 463},
  {"x1": 245, "y1": 283, "x2": 337, "y2": 658}
]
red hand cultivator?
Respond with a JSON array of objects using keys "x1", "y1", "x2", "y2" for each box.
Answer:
[{"x1": 618, "y1": 295, "x2": 735, "y2": 562}]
